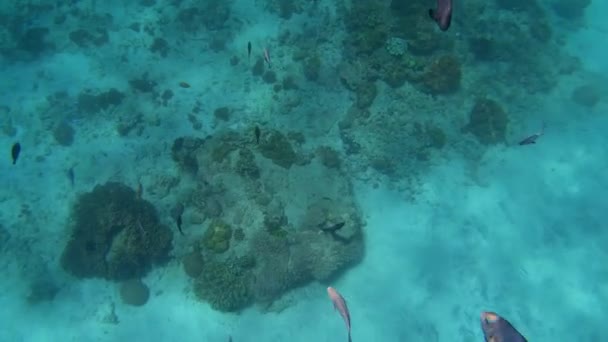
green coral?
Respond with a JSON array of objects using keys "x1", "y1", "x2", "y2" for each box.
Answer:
[
  {"x1": 202, "y1": 219, "x2": 233, "y2": 253},
  {"x1": 60, "y1": 182, "x2": 173, "y2": 281},
  {"x1": 194, "y1": 258, "x2": 253, "y2": 312},
  {"x1": 258, "y1": 130, "x2": 297, "y2": 169},
  {"x1": 465, "y1": 98, "x2": 509, "y2": 145}
]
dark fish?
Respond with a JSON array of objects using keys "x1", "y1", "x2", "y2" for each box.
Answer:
[
  {"x1": 176, "y1": 215, "x2": 183, "y2": 235},
  {"x1": 179, "y1": 82, "x2": 191, "y2": 88},
  {"x1": 247, "y1": 41, "x2": 252, "y2": 60},
  {"x1": 67, "y1": 166, "x2": 75, "y2": 186},
  {"x1": 263, "y1": 48, "x2": 272, "y2": 68},
  {"x1": 319, "y1": 221, "x2": 345, "y2": 233},
  {"x1": 171, "y1": 203, "x2": 185, "y2": 235},
  {"x1": 228, "y1": 335, "x2": 233, "y2": 342},
  {"x1": 519, "y1": 123, "x2": 545, "y2": 145},
  {"x1": 254, "y1": 126, "x2": 260, "y2": 144},
  {"x1": 480, "y1": 311, "x2": 527, "y2": 342},
  {"x1": 136, "y1": 181, "x2": 144, "y2": 199},
  {"x1": 11, "y1": 142, "x2": 20, "y2": 165},
  {"x1": 518, "y1": 134, "x2": 541, "y2": 145},
  {"x1": 429, "y1": 0, "x2": 452, "y2": 31}
]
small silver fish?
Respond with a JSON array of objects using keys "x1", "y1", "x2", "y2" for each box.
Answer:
[{"x1": 519, "y1": 122, "x2": 545, "y2": 145}]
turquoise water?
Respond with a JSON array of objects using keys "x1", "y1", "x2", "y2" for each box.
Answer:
[{"x1": 1, "y1": 1, "x2": 606, "y2": 341}]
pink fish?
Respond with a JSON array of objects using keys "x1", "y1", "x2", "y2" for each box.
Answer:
[
  {"x1": 327, "y1": 287, "x2": 352, "y2": 342},
  {"x1": 263, "y1": 47, "x2": 272, "y2": 68},
  {"x1": 429, "y1": 0, "x2": 453, "y2": 31}
]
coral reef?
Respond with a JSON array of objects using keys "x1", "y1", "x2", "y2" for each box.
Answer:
[
  {"x1": 214, "y1": 106, "x2": 231, "y2": 121},
  {"x1": 194, "y1": 257, "x2": 254, "y2": 312},
  {"x1": 236, "y1": 148, "x2": 260, "y2": 179},
  {"x1": 290, "y1": 230, "x2": 363, "y2": 281},
  {"x1": 465, "y1": 98, "x2": 509, "y2": 145},
  {"x1": 249, "y1": 232, "x2": 299, "y2": 304},
  {"x1": 571, "y1": 84, "x2": 601, "y2": 108},
  {"x1": 170, "y1": 127, "x2": 366, "y2": 311},
  {"x1": 418, "y1": 55, "x2": 461, "y2": 95},
  {"x1": 182, "y1": 249, "x2": 204, "y2": 278},
  {"x1": 258, "y1": 130, "x2": 297, "y2": 169},
  {"x1": 316, "y1": 146, "x2": 342, "y2": 169},
  {"x1": 60, "y1": 182, "x2": 173, "y2": 281},
  {"x1": 344, "y1": 3, "x2": 390, "y2": 55},
  {"x1": 171, "y1": 137, "x2": 205, "y2": 174},
  {"x1": 77, "y1": 88, "x2": 125, "y2": 115},
  {"x1": 303, "y1": 55, "x2": 321, "y2": 82},
  {"x1": 551, "y1": 0, "x2": 591, "y2": 20},
  {"x1": 53, "y1": 120, "x2": 75, "y2": 146},
  {"x1": 385, "y1": 37, "x2": 407, "y2": 56},
  {"x1": 202, "y1": 219, "x2": 233, "y2": 253}
]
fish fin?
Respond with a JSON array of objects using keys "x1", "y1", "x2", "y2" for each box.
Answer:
[{"x1": 428, "y1": 9, "x2": 436, "y2": 20}]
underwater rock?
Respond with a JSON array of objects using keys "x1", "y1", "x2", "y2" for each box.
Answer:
[
  {"x1": 60, "y1": 182, "x2": 173, "y2": 281},
  {"x1": 119, "y1": 279, "x2": 150, "y2": 306},
  {"x1": 464, "y1": 98, "x2": 509, "y2": 145}
]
